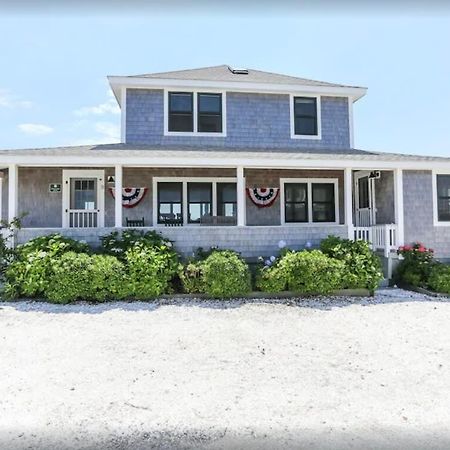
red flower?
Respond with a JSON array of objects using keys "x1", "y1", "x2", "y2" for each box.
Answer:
[
  {"x1": 403, "y1": 245, "x2": 412, "y2": 252},
  {"x1": 418, "y1": 246, "x2": 426, "y2": 253}
]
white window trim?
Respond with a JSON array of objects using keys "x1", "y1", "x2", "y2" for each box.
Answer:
[
  {"x1": 432, "y1": 169, "x2": 450, "y2": 227},
  {"x1": 289, "y1": 94, "x2": 322, "y2": 140},
  {"x1": 152, "y1": 177, "x2": 237, "y2": 226},
  {"x1": 62, "y1": 169, "x2": 105, "y2": 228},
  {"x1": 280, "y1": 177, "x2": 339, "y2": 226},
  {"x1": 163, "y1": 90, "x2": 227, "y2": 137}
]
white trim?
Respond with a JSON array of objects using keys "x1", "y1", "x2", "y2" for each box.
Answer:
[
  {"x1": 163, "y1": 89, "x2": 227, "y2": 137},
  {"x1": 289, "y1": 94, "x2": 322, "y2": 140},
  {"x1": 120, "y1": 87, "x2": 127, "y2": 143},
  {"x1": 432, "y1": 169, "x2": 450, "y2": 227},
  {"x1": 108, "y1": 76, "x2": 367, "y2": 104},
  {"x1": 280, "y1": 177, "x2": 339, "y2": 225},
  {"x1": 8, "y1": 164, "x2": 18, "y2": 223},
  {"x1": 114, "y1": 165, "x2": 123, "y2": 228},
  {"x1": 62, "y1": 169, "x2": 105, "y2": 228},
  {"x1": 152, "y1": 176, "x2": 237, "y2": 226},
  {"x1": 354, "y1": 170, "x2": 376, "y2": 226},
  {"x1": 393, "y1": 169, "x2": 404, "y2": 245},
  {"x1": 348, "y1": 98, "x2": 354, "y2": 148},
  {"x1": 236, "y1": 166, "x2": 246, "y2": 226},
  {"x1": 344, "y1": 168, "x2": 353, "y2": 238},
  {"x1": 0, "y1": 177, "x2": 3, "y2": 222}
]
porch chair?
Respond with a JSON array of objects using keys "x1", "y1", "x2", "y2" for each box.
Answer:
[{"x1": 126, "y1": 217, "x2": 145, "y2": 227}]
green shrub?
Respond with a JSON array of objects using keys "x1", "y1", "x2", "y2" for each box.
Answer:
[
  {"x1": 101, "y1": 229, "x2": 172, "y2": 259},
  {"x1": 277, "y1": 250, "x2": 344, "y2": 295},
  {"x1": 4, "y1": 233, "x2": 91, "y2": 299},
  {"x1": 428, "y1": 264, "x2": 450, "y2": 294},
  {"x1": 395, "y1": 242, "x2": 435, "y2": 287},
  {"x1": 320, "y1": 236, "x2": 383, "y2": 292},
  {"x1": 178, "y1": 261, "x2": 205, "y2": 294},
  {"x1": 44, "y1": 253, "x2": 129, "y2": 303},
  {"x1": 125, "y1": 243, "x2": 179, "y2": 299},
  {"x1": 17, "y1": 233, "x2": 90, "y2": 258},
  {"x1": 201, "y1": 250, "x2": 251, "y2": 298},
  {"x1": 255, "y1": 265, "x2": 287, "y2": 293}
]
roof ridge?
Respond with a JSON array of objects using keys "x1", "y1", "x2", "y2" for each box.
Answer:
[{"x1": 131, "y1": 64, "x2": 229, "y2": 78}]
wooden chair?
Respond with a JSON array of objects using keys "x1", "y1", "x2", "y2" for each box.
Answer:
[{"x1": 126, "y1": 217, "x2": 145, "y2": 227}]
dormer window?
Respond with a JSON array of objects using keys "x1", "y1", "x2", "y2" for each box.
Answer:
[
  {"x1": 165, "y1": 90, "x2": 226, "y2": 136},
  {"x1": 290, "y1": 95, "x2": 322, "y2": 140}
]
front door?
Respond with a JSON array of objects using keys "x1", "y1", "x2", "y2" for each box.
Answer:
[
  {"x1": 62, "y1": 170, "x2": 104, "y2": 228},
  {"x1": 354, "y1": 171, "x2": 376, "y2": 226}
]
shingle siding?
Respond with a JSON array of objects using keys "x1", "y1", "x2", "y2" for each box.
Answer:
[
  {"x1": 403, "y1": 170, "x2": 450, "y2": 260},
  {"x1": 125, "y1": 89, "x2": 350, "y2": 150}
]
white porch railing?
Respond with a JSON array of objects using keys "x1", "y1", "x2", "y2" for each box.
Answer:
[
  {"x1": 69, "y1": 210, "x2": 98, "y2": 228},
  {"x1": 353, "y1": 224, "x2": 398, "y2": 257}
]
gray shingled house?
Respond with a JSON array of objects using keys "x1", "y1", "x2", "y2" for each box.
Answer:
[{"x1": 1, "y1": 65, "x2": 450, "y2": 267}]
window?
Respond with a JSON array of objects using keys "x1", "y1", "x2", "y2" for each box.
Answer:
[
  {"x1": 168, "y1": 92, "x2": 193, "y2": 132},
  {"x1": 70, "y1": 179, "x2": 97, "y2": 210},
  {"x1": 217, "y1": 183, "x2": 237, "y2": 217},
  {"x1": 312, "y1": 183, "x2": 335, "y2": 223},
  {"x1": 198, "y1": 93, "x2": 222, "y2": 133},
  {"x1": 188, "y1": 182, "x2": 212, "y2": 223},
  {"x1": 284, "y1": 183, "x2": 308, "y2": 223},
  {"x1": 157, "y1": 182, "x2": 182, "y2": 224},
  {"x1": 292, "y1": 96, "x2": 319, "y2": 137},
  {"x1": 166, "y1": 91, "x2": 225, "y2": 135},
  {"x1": 437, "y1": 175, "x2": 450, "y2": 222},
  {"x1": 282, "y1": 179, "x2": 338, "y2": 224}
]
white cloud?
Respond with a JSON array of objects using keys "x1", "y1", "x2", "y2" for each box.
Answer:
[
  {"x1": 74, "y1": 91, "x2": 120, "y2": 116},
  {"x1": 94, "y1": 122, "x2": 120, "y2": 141},
  {"x1": 18, "y1": 123, "x2": 54, "y2": 136},
  {"x1": 0, "y1": 89, "x2": 33, "y2": 109}
]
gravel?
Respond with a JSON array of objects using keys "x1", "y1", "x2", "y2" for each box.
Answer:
[{"x1": 1, "y1": 288, "x2": 450, "y2": 450}]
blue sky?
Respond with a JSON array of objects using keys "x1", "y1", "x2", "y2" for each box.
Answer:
[{"x1": 0, "y1": 12, "x2": 449, "y2": 155}]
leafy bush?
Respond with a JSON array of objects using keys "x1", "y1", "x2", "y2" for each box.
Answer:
[
  {"x1": 255, "y1": 265, "x2": 287, "y2": 293},
  {"x1": 45, "y1": 253, "x2": 128, "y2": 303},
  {"x1": 395, "y1": 242, "x2": 435, "y2": 287},
  {"x1": 320, "y1": 236, "x2": 383, "y2": 292},
  {"x1": 101, "y1": 229, "x2": 172, "y2": 259},
  {"x1": 125, "y1": 243, "x2": 179, "y2": 299},
  {"x1": 178, "y1": 260, "x2": 205, "y2": 294},
  {"x1": 278, "y1": 250, "x2": 344, "y2": 295},
  {"x1": 0, "y1": 217, "x2": 22, "y2": 276},
  {"x1": 201, "y1": 250, "x2": 251, "y2": 298},
  {"x1": 428, "y1": 264, "x2": 450, "y2": 294},
  {"x1": 4, "y1": 234, "x2": 91, "y2": 299}
]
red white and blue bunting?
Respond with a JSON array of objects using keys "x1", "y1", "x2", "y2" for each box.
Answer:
[
  {"x1": 109, "y1": 187, "x2": 148, "y2": 208},
  {"x1": 247, "y1": 188, "x2": 279, "y2": 208}
]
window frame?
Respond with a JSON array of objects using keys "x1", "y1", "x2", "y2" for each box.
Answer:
[
  {"x1": 164, "y1": 89, "x2": 227, "y2": 137},
  {"x1": 156, "y1": 181, "x2": 183, "y2": 225},
  {"x1": 289, "y1": 94, "x2": 322, "y2": 140},
  {"x1": 280, "y1": 178, "x2": 339, "y2": 225},
  {"x1": 153, "y1": 177, "x2": 237, "y2": 226},
  {"x1": 167, "y1": 92, "x2": 194, "y2": 133},
  {"x1": 432, "y1": 170, "x2": 450, "y2": 226}
]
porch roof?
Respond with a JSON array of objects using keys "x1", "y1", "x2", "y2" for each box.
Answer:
[{"x1": 0, "y1": 143, "x2": 449, "y2": 170}]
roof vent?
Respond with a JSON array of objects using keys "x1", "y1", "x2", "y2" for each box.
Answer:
[{"x1": 228, "y1": 66, "x2": 249, "y2": 75}]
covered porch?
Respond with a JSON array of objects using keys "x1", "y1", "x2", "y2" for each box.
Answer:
[{"x1": 0, "y1": 146, "x2": 405, "y2": 258}]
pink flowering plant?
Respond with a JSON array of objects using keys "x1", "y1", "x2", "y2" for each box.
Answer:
[{"x1": 395, "y1": 242, "x2": 435, "y2": 287}]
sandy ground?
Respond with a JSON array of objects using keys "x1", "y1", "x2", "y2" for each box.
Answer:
[{"x1": 1, "y1": 288, "x2": 450, "y2": 450}]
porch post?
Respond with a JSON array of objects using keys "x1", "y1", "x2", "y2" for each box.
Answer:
[
  {"x1": 236, "y1": 166, "x2": 246, "y2": 226},
  {"x1": 114, "y1": 164, "x2": 123, "y2": 228},
  {"x1": 394, "y1": 168, "x2": 405, "y2": 246},
  {"x1": 344, "y1": 168, "x2": 354, "y2": 239},
  {"x1": 8, "y1": 164, "x2": 18, "y2": 223}
]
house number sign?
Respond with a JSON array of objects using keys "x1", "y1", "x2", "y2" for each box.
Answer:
[{"x1": 49, "y1": 183, "x2": 61, "y2": 193}]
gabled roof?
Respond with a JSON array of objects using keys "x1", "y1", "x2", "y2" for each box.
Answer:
[
  {"x1": 128, "y1": 65, "x2": 362, "y2": 89},
  {"x1": 108, "y1": 65, "x2": 367, "y2": 104}
]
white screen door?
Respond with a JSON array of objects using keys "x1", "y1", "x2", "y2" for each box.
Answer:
[
  {"x1": 354, "y1": 172, "x2": 376, "y2": 226},
  {"x1": 63, "y1": 170, "x2": 104, "y2": 228}
]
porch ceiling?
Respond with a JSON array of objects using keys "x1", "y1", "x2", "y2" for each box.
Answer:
[{"x1": 0, "y1": 144, "x2": 449, "y2": 170}]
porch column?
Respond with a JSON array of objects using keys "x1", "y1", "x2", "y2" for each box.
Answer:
[
  {"x1": 344, "y1": 168, "x2": 354, "y2": 239},
  {"x1": 8, "y1": 164, "x2": 18, "y2": 223},
  {"x1": 114, "y1": 164, "x2": 123, "y2": 228},
  {"x1": 236, "y1": 166, "x2": 246, "y2": 226},
  {"x1": 394, "y1": 168, "x2": 405, "y2": 246}
]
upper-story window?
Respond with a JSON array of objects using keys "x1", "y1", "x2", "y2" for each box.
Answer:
[
  {"x1": 290, "y1": 95, "x2": 321, "y2": 140},
  {"x1": 166, "y1": 91, "x2": 225, "y2": 136}
]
